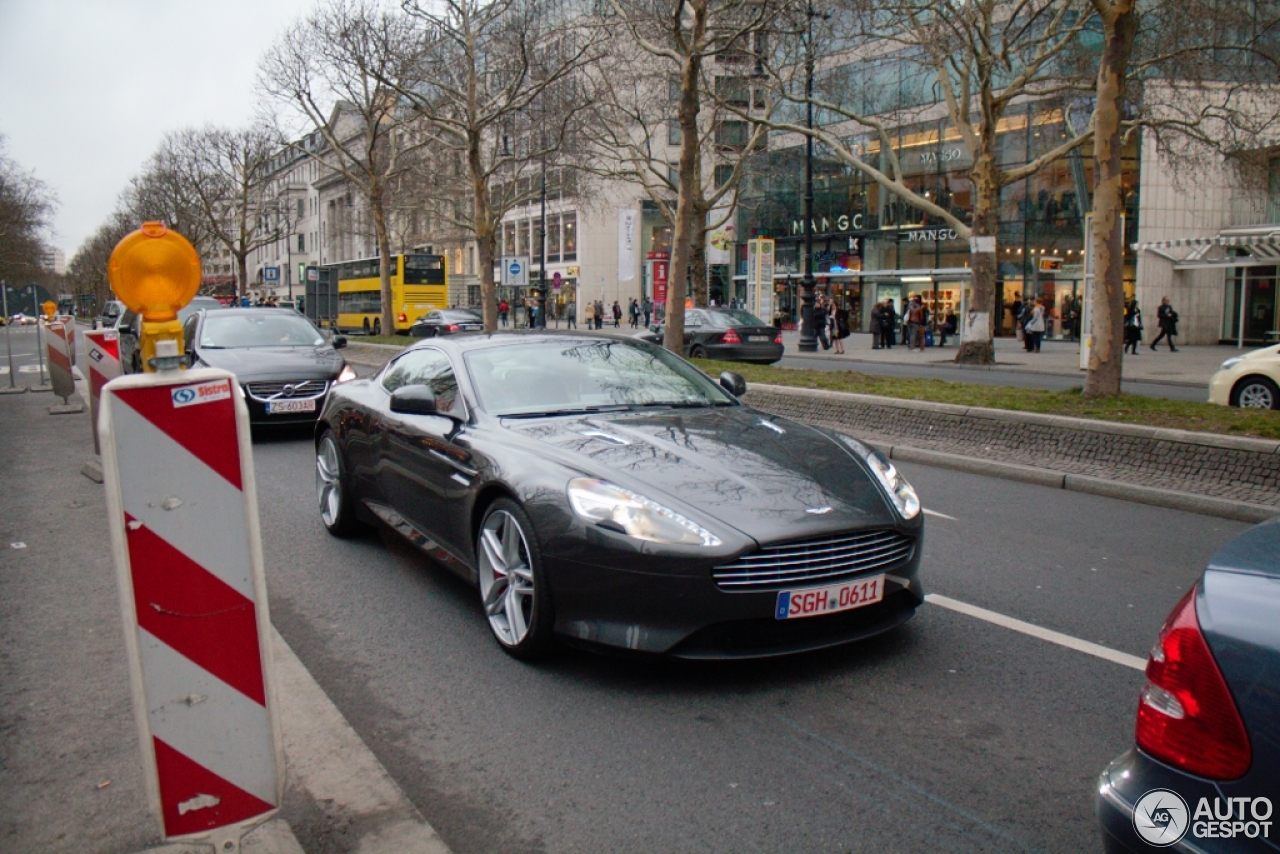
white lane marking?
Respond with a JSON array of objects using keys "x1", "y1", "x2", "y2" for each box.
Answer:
[
  {"x1": 923, "y1": 508, "x2": 957, "y2": 521},
  {"x1": 925, "y1": 593, "x2": 1147, "y2": 671}
]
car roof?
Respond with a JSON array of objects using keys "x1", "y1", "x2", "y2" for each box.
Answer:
[{"x1": 404, "y1": 330, "x2": 653, "y2": 355}]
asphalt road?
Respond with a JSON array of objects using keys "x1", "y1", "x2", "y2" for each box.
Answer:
[
  {"x1": 249, "y1": 428, "x2": 1248, "y2": 854},
  {"x1": 774, "y1": 355, "x2": 1209, "y2": 401}
]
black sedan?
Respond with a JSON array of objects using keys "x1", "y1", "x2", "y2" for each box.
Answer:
[
  {"x1": 1096, "y1": 518, "x2": 1280, "y2": 852},
  {"x1": 185, "y1": 307, "x2": 355, "y2": 425},
  {"x1": 409, "y1": 308, "x2": 484, "y2": 338},
  {"x1": 314, "y1": 332, "x2": 924, "y2": 660},
  {"x1": 643, "y1": 307, "x2": 784, "y2": 364},
  {"x1": 121, "y1": 296, "x2": 226, "y2": 374}
]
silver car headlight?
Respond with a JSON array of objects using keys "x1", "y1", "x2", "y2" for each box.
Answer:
[
  {"x1": 566, "y1": 478, "x2": 722, "y2": 546},
  {"x1": 336, "y1": 364, "x2": 357, "y2": 384},
  {"x1": 1219, "y1": 356, "x2": 1244, "y2": 371},
  {"x1": 838, "y1": 435, "x2": 921, "y2": 520}
]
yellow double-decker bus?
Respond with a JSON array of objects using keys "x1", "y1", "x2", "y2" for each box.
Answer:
[{"x1": 326, "y1": 254, "x2": 448, "y2": 335}]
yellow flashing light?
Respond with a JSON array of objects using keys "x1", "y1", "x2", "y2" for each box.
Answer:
[
  {"x1": 108, "y1": 222, "x2": 201, "y2": 322},
  {"x1": 41, "y1": 301, "x2": 57, "y2": 319}
]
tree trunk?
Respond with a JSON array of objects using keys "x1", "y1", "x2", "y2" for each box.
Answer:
[
  {"x1": 663, "y1": 2, "x2": 707, "y2": 355},
  {"x1": 690, "y1": 216, "x2": 709, "y2": 307},
  {"x1": 371, "y1": 188, "x2": 394, "y2": 337},
  {"x1": 236, "y1": 254, "x2": 248, "y2": 304},
  {"x1": 955, "y1": 150, "x2": 999, "y2": 365},
  {"x1": 468, "y1": 129, "x2": 499, "y2": 334},
  {"x1": 1084, "y1": 0, "x2": 1137, "y2": 398}
]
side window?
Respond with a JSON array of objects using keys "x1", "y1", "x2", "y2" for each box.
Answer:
[
  {"x1": 121, "y1": 310, "x2": 137, "y2": 334},
  {"x1": 427, "y1": 310, "x2": 440, "y2": 322},
  {"x1": 183, "y1": 315, "x2": 199, "y2": 350},
  {"x1": 381, "y1": 349, "x2": 461, "y2": 414}
]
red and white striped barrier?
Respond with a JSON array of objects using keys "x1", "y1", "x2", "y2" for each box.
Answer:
[
  {"x1": 100, "y1": 368, "x2": 282, "y2": 841},
  {"x1": 45, "y1": 320, "x2": 76, "y2": 401},
  {"x1": 59, "y1": 315, "x2": 76, "y2": 367},
  {"x1": 84, "y1": 329, "x2": 121, "y2": 454}
]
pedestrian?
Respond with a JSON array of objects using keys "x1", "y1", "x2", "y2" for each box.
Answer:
[
  {"x1": 595, "y1": 300, "x2": 605, "y2": 329},
  {"x1": 1019, "y1": 300, "x2": 1036, "y2": 351},
  {"x1": 879, "y1": 298, "x2": 896, "y2": 349},
  {"x1": 1010, "y1": 296, "x2": 1023, "y2": 337},
  {"x1": 566, "y1": 301, "x2": 577, "y2": 328},
  {"x1": 612, "y1": 300, "x2": 622, "y2": 328},
  {"x1": 812, "y1": 296, "x2": 831, "y2": 350},
  {"x1": 629, "y1": 298, "x2": 640, "y2": 328},
  {"x1": 1124, "y1": 300, "x2": 1144, "y2": 354},
  {"x1": 499, "y1": 299, "x2": 509, "y2": 327},
  {"x1": 940, "y1": 309, "x2": 958, "y2": 346},
  {"x1": 833, "y1": 301, "x2": 850, "y2": 354},
  {"x1": 905, "y1": 296, "x2": 924, "y2": 350},
  {"x1": 643, "y1": 298, "x2": 652, "y2": 328},
  {"x1": 1151, "y1": 296, "x2": 1179, "y2": 351},
  {"x1": 869, "y1": 301, "x2": 884, "y2": 349},
  {"x1": 1026, "y1": 299, "x2": 1046, "y2": 352}
]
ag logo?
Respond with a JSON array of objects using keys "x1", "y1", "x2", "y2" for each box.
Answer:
[
  {"x1": 172, "y1": 388, "x2": 197, "y2": 405},
  {"x1": 1134, "y1": 789, "x2": 1190, "y2": 846}
]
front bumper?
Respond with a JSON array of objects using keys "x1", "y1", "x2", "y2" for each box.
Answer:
[
  {"x1": 545, "y1": 525, "x2": 924, "y2": 657},
  {"x1": 1208, "y1": 369, "x2": 1236, "y2": 406}
]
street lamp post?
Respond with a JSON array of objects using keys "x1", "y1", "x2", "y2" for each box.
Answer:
[
  {"x1": 538, "y1": 157, "x2": 548, "y2": 329},
  {"x1": 798, "y1": 0, "x2": 819, "y2": 352}
]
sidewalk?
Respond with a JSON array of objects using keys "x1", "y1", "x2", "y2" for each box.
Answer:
[
  {"x1": 777, "y1": 329, "x2": 1235, "y2": 387},
  {"x1": 0, "y1": 377, "x2": 450, "y2": 854}
]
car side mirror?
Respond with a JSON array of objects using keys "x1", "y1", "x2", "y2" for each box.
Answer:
[
  {"x1": 719, "y1": 371, "x2": 747, "y2": 397},
  {"x1": 389, "y1": 385, "x2": 441, "y2": 415},
  {"x1": 332, "y1": 334, "x2": 348, "y2": 349}
]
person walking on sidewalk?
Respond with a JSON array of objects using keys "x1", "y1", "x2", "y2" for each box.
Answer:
[
  {"x1": 879, "y1": 298, "x2": 896, "y2": 349},
  {"x1": 812, "y1": 295, "x2": 831, "y2": 350},
  {"x1": 1151, "y1": 296, "x2": 1179, "y2": 351},
  {"x1": 870, "y1": 301, "x2": 884, "y2": 349},
  {"x1": 1025, "y1": 300, "x2": 1046, "y2": 352},
  {"x1": 833, "y1": 301, "x2": 850, "y2": 354},
  {"x1": 1124, "y1": 300, "x2": 1144, "y2": 355},
  {"x1": 566, "y1": 300, "x2": 577, "y2": 328},
  {"x1": 905, "y1": 296, "x2": 924, "y2": 350}
]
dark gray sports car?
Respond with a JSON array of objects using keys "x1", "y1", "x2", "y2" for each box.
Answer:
[{"x1": 314, "y1": 332, "x2": 924, "y2": 659}]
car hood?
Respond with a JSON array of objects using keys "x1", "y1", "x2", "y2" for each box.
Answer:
[
  {"x1": 498, "y1": 405, "x2": 899, "y2": 542},
  {"x1": 195, "y1": 346, "x2": 344, "y2": 381}
]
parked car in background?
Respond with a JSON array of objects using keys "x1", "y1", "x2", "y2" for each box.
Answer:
[
  {"x1": 120, "y1": 296, "x2": 225, "y2": 373},
  {"x1": 1096, "y1": 518, "x2": 1280, "y2": 852},
  {"x1": 185, "y1": 307, "x2": 354, "y2": 426},
  {"x1": 641, "y1": 307, "x2": 784, "y2": 364},
  {"x1": 9, "y1": 313, "x2": 37, "y2": 326},
  {"x1": 409, "y1": 308, "x2": 484, "y2": 338},
  {"x1": 1208, "y1": 344, "x2": 1280, "y2": 409},
  {"x1": 314, "y1": 332, "x2": 923, "y2": 660}
]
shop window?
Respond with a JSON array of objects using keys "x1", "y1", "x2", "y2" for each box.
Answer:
[
  {"x1": 563, "y1": 213, "x2": 577, "y2": 261},
  {"x1": 547, "y1": 214, "x2": 561, "y2": 262}
]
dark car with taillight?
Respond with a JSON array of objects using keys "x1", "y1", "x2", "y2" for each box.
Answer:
[
  {"x1": 183, "y1": 307, "x2": 356, "y2": 425},
  {"x1": 1096, "y1": 518, "x2": 1280, "y2": 852},
  {"x1": 410, "y1": 308, "x2": 484, "y2": 338},
  {"x1": 643, "y1": 307, "x2": 784, "y2": 364}
]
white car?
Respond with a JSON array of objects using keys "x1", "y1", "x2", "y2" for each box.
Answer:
[
  {"x1": 10, "y1": 313, "x2": 37, "y2": 326},
  {"x1": 1208, "y1": 344, "x2": 1280, "y2": 409}
]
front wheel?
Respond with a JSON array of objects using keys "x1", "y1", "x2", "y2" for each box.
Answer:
[
  {"x1": 316, "y1": 430, "x2": 365, "y2": 536},
  {"x1": 689, "y1": 345, "x2": 707, "y2": 360},
  {"x1": 476, "y1": 498, "x2": 554, "y2": 660},
  {"x1": 1233, "y1": 376, "x2": 1279, "y2": 410},
  {"x1": 372, "y1": 318, "x2": 381, "y2": 336}
]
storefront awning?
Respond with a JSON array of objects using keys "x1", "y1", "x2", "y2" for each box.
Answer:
[{"x1": 1133, "y1": 227, "x2": 1280, "y2": 269}]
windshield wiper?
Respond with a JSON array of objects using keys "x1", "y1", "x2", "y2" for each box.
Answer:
[{"x1": 502, "y1": 405, "x2": 633, "y2": 419}]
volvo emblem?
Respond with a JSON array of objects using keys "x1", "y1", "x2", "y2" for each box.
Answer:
[{"x1": 281, "y1": 384, "x2": 296, "y2": 397}]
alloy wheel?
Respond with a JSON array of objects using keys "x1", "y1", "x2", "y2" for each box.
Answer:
[
  {"x1": 1237, "y1": 381, "x2": 1277, "y2": 409},
  {"x1": 477, "y1": 509, "x2": 536, "y2": 647},
  {"x1": 316, "y1": 436, "x2": 342, "y2": 527}
]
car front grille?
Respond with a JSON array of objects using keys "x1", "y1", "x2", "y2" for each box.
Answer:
[
  {"x1": 712, "y1": 529, "x2": 915, "y2": 591},
  {"x1": 244, "y1": 379, "x2": 330, "y2": 401}
]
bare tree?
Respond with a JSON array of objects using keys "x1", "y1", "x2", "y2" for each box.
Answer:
[
  {"x1": 583, "y1": 3, "x2": 774, "y2": 316},
  {"x1": 67, "y1": 213, "x2": 134, "y2": 314},
  {"x1": 0, "y1": 135, "x2": 57, "y2": 286},
  {"x1": 260, "y1": 0, "x2": 426, "y2": 336},
  {"x1": 1080, "y1": 0, "x2": 1280, "y2": 396},
  {"x1": 386, "y1": 0, "x2": 604, "y2": 333}
]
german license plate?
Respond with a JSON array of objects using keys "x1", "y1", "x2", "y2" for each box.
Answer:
[
  {"x1": 266, "y1": 398, "x2": 317, "y2": 414},
  {"x1": 748, "y1": 335, "x2": 770, "y2": 342},
  {"x1": 775, "y1": 575, "x2": 884, "y2": 620}
]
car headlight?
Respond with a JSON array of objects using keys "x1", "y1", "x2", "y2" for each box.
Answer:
[
  {"x1": 336, "y1": 364, "x2": 357, "y2": 384},
  {"x1": 566, "y1": 477, "x2": 722, "y2": 546},
  {"x1": 1219, "y1": 357, "x2": 1244, "y2": 371},
  {"x1": 838, "y1": 435, "x2": 921, "y2": 520}
]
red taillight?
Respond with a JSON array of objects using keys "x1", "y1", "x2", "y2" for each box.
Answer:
[
  {"x1": 721, "y1": 328, "x2": 742, "y2": 344},
  {"x1": 397, "y1": 313, "x2": 407, "y2": 323},
  {"x1": 774, "y1": 329, "x2": 783, "y2": 345},
  {"x1": 1135, "y1": 586, "x2": 1251, "y2": 779},
  {"x1": 447, "y1": 324, "x2": 460, "y2": 332}
]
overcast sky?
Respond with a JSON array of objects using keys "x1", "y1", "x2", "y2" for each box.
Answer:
[{"x1": 0, "y1": 0, "x2": 317, "y2": 262}]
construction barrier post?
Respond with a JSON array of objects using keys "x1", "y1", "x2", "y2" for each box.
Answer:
[
  {"x1": 45, "y1": 320, "x2": 81, "y2": 412},
  {"x1": 99, "y1": 365, "x2": 283, "y2": 848},
  {"x1": 85, "y1": 328, "x2": 122, "y2": 455}
]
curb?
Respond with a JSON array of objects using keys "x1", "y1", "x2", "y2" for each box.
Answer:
[{"x1": 882, "y1": 445, "x2": 1278, "y2": 524}]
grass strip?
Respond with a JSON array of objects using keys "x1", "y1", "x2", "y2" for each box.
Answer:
[{"x1": 693, "y1": 359, "x2": 1280, "y2": 441}]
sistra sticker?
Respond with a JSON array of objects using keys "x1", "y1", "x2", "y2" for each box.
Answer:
[{"x1": 171, "y1": 380, "x2": 232, "y2": 409}]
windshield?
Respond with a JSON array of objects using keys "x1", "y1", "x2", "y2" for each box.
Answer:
[
  {"x1": 465, "y1": 339, "x2": 737, "y2": 416},
  {"x1": 179, "y1": 300, "x2": 224, "y2": 323},
  {"x1": 200, "y1": 313, "x2": 325, "y2": 349},
  {"x1": 439, "y1": 310, "x2": 481, "y2": 322}
]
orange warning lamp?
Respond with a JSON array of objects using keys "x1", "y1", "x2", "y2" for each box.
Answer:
[
  {"x1": 108, "y1": 222, "x2": 201, "y2": 322},
  {"x1": 108, "y1": 222, "x2": 201, "y2": 371},
  {"x1": 41, "y1": 301, "x2": 57, "y2": 319}
]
